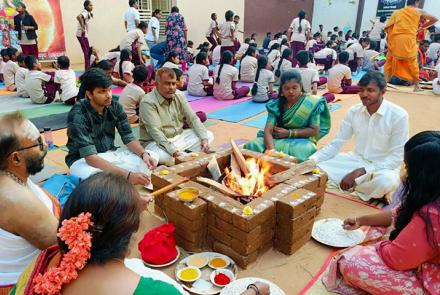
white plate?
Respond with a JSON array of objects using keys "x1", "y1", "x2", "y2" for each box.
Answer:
[
  {"x1": 220, "y1": 277, "x2": 285, "y2": 295},
  {"x1": 312, "y1": 218, "x2": 366, "y2": 248},
  {"x1": 175, "y1": 252, "x2": 238, "y2": 295},
  {"x1": 143, "y1": 247, "x2": 180, "y2": 268}
]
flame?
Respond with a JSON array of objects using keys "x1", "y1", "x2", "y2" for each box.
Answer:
[{"x1": 224, "y1": 158, "x2": 271, "y2": 197}]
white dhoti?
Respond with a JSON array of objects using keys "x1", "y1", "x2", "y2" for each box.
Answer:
[
  {"x1": 70, "y1": 147, "x2": 160, "y2": 182},
  {"x1": 317, "y1": 152, "x2": 400, "y2": 201},
  {"x1": 145, "y1": 129, "x2": 215, "y2": 166}
]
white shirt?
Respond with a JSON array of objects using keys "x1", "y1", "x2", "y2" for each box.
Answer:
[
  {"x1": 212, "y1": 46, "x2": 221, "y2": 66},
  {"x1": 362, "y1": 49, "x2": 379, "y2": 69},
  {"x1": 146, "y1": 16, "x2": 160, "y2": 42},
  {"x1": 119, "y1": 83, "x2": 145, "y2": 123},
  {"x1": 314, "y1": 47, "x2": 337, "y2": 60},
  {"x1": 268, "y1": 40, "x2": 278, "y2": 49},
  {"x1": 236, "y1": 43, "x2": 249, "y2": 59},
  {"x1": 272, "y1": 58, "x2": 292, "y2": 85},
  {"x1": 346, "y1": 42, "x2": 364, "y2": 60},
  {"x1": 328, "y1": 64, "x2": 352, "y2": 93},
  {"x1": 120, "y1": 29, "x2": 146, "y2": 51},
  {"x1": 25, "y1": 70, "x2": 52, "y2": 104},
  {"x1": 311, "y1": 100, "x2": 409, "y2": 173},
  {"x1": 267, "y1": 50, "x2": 281, "y2": 65},
  {"x1": 289, "y1": 17, "x2": 311, "y2": 43},
  {"x1": 113, "y1": 60, "x2": 135, "y2": 76},
  {"x1": 54, "y1": 69, "x2": 78, "y2": 102},
  {"x1": 124, "y1": 7, "x2": 140, "y2": 32},
  {"x1": 3, "y1": 60, "x2": 19, "y2": 87},
  {"x1": 188, "y1": 63, "x2": 210, "y2": 97},
  {"x1": 162, "y1": 61, "x2": 179, "y2": 69},
  {"x1": 76, "y1": 9, "x2": 92, "y2": 37},
  {"x1": 101, "y1": 51, "x2": 121, "y2": 61},
  {"x1": 306, "y1": 39, "x2": 317, "y2": 51},
  {"x1": 296, "y1": 67, "x2": 319, "y2": 93},
  {"x1": 252, "y1": 69, "x2": 275, "y2": 102},
  {"x1": 427, "y1": 42, "x2": 440, "y2": 62},
  {"x1": 15, "y1": 67, "x2": 28, "y2": 97},
  {"x1": 213, "y1": 64, "x2": 238, "y2": 100},
  {"x1": 346, "y1": 38, "x2": 358, "y2": 48},
  {"x1": 219, "y1": 21, "x2": 235, "y2": 47},
  {"x1": 206, "y1": 20, "x2": 217, "y2": 37},
  {"x1": 380, "y1": 39, "x2": 387, "y2": 52},
  {"x1": 240, "y1": 55, "x2": 258, "y2": 82},
  {"x1": 0, "y1": 179, "x2": 53, "y2": 285},
  {"x1": 369, "y1": 21, "x2": 386, "y2": 41}
]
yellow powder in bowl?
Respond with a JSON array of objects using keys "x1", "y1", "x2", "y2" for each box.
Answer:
[
  {"x1": 178, "y1": 267, "x2": 200, "y2": 281},
  {"x1": 177, "y1": 188, "x2": 199, "y2": 202},
  {"x1": 209, "y1": 257, "x2": 228, "y2": 269}
]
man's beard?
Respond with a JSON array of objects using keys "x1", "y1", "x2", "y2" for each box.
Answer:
[{"x1": 24, "y1": 151, "x2": 47, "y2": 175}]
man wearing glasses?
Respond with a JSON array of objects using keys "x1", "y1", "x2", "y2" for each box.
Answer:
[{"x1": 0, "y1": 112, "x2": 60, "y2": 293}]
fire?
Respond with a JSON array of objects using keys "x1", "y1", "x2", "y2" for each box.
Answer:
[{"x1": 224, "y1": 158, "x2": 271, "y2": 197}]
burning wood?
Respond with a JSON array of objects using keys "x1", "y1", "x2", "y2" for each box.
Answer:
[
  {"x1": 197, "y1": 177, "x2": 237, "y2": 196},
  {"x1": 230, "y1": 139, "x2": 249, "y2": 175}
]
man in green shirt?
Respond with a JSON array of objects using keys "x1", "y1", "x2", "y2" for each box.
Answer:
[
  {"x1": 66, "y1": 68, "x2": 158, "y2": 186},
  {"x1": 139, "y1": 68, "x2": 214, "y2": 166}
]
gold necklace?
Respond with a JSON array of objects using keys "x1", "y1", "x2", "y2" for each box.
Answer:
[{"x1": 0, "y1": 170, "x2": 26, "y2": 186}]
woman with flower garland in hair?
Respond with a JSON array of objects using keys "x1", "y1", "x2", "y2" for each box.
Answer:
[
  {"x1": 244, "y1": 69, "x2": 330, "y2": 162},
  {"x1": 10, "y1": 172, "x2": 185, "y2": 295},
  {"x1": 323, "y1": 131, "x2": 440, "y2": 295}
]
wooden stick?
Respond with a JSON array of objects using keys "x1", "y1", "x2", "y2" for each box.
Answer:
[
  {"x1": 230, "y1": 139, "x2": 249, "y2": 175},
  {"x1": 230, "y1": 152, "x2": 241, "y2": 177},
  {"x1": 151, "y1": 178, "x2": 189, "y2": 197},
  {"x1": 196, "y1": 177, "x2": 237, "y2": 196}
]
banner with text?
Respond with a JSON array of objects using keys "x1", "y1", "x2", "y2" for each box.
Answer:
[{"x1": 376, "y1": 0, "x2": 407, "y2": 18}]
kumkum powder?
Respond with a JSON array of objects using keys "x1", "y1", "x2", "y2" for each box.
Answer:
[{"x1": 214, "y1": 273, "x2": 231, "y2": 285}]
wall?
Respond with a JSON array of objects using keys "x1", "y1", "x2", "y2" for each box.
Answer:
[
  {"x1": 423, "y1": 0, "x2": 440, "y2": 21},
  {"x1": 59, "y1": 0, "x2": 128, "y2": 65},
  {"x1": 177, "y1": 0, "x2": 245, "y2": 48},
  {"x1": 312, "y1": 0, "x2": 359, "y2": 34},
  {"x1": 244, "y1": 0, "x2": 314, "y2": 44}
]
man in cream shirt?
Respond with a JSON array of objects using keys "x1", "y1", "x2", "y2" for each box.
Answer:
[{"x1": 310, "y1": 71, "x2": 409, "y2": 201}]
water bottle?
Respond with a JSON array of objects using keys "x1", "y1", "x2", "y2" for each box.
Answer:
[{"x1": 44, "y1": 127, "x2": 54, "y2": 149}]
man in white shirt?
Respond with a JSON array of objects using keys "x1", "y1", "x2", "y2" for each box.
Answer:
[
  {"x1": 124, "y1": 0, "x2": 140, "y2": 32},
  {"x1": 427, "y1": 35, "x2": 440, "y2": 65},
  {"x1": 146, "y1": 9, "x2": 161, "y2": 66},
  {"x1": 310, "y1": 71, "x2": 409, "y2": 201},
  {"x1": 0, "y1": 112, "x2": 59, "y2": 292}
]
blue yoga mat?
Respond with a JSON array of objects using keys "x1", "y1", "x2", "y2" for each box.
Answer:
[
  {"x1": 243, "y1": 103, "x2": 342, "y2": 129},
  {"x1": 352, "y1": 70, "x2": 367, "y2": 81},
  {"x1": 208, "y1": 100, "x2": 267, "y2": 122}
]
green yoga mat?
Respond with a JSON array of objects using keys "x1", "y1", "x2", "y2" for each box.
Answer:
[{"x1": 20, "y1": 103, "x2": 72, "y2": 119}]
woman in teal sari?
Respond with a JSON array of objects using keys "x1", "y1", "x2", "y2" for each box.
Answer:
[{"x1": 245, "y1": 69, "x2": 331, "y2": 162}]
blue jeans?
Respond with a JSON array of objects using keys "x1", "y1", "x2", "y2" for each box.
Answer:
[{"x1": 147, "y1": 40, "x2": 157, "y2": 66}]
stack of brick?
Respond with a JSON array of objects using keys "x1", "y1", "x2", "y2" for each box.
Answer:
[{"x1": 274, "y1": 188, "x2": 320, "y2": 255}]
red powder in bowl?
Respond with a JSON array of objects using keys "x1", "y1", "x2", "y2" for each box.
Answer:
[{"x1": 214, "y1": 273, "x2": 231, "y2": 285}]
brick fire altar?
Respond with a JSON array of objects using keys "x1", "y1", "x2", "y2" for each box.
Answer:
[{"x1": 151, "y1": 147, "x2": 327, "y2": 268}]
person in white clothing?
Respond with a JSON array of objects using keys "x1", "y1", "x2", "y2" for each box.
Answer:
[
  {"x1": 310, "y1": 71, "x2": 409, "y2": 201},
  {"x1": 287, "y1": 10, "x2": 311, "y2": 65},
  {"x1": 432, "y1": 62, "x2": 440, "y2": 95},
  {"x1": 212, "y1": 45, "x2": 221, "y2": 67},
  {"x1": 24, "y1": 55, "x2": 58, "y2": 104},
  {"x1": 161, "y1": 51, "x2": 180, "y2": 69},
  {"x1": 369, "y1": 16, "x2": 387, "y2": 51},
  {"x1": 119, "y1": 65, "x2": 148, "y2": 123},
  {"x1": 54, "y1": 56, "x2": 79, "y2": 105},
  {"x1": 0, "y1": 112, "x2": 59, "y2": 292},
  {"x1": 314, "y1": 41, "x2": 337, "y2": 72},
  {"x1": 119, "y1": 21, "x2": 148, "y2": 65},
  {"x1": 3, "y1": 47, "x2": 19, "y2": 91},
  {"x1": 236, "y1": 37, "x2": 250, "y2": 60},
  {"x1": 15, "y1": 54, "x2": 29, "y2": 98},
  {"x1": 427, "y1": 35, "x2": 440, "y2": 64},
  {"x1": 146, "y1": 9, "x2": 162, "y2": 66},
  {"x1": 347, "y1": 38, "x2": 370, "y2": 73},
  {"x1": 206, "y1": 13, "x2": 219, "y2": 51},
  {"x1": 239, "y1": 46, "x2": 258, "y2": 82},
  {"x1": 187, "y1": 52, "x2": 213, "y2": 97},
  {"x1": 219, "y1": 10, "x2": 236, "y2": 57},
  {"x1": 112, "y1": 49, "x2": 135, "y2": 83},
  {"x1": 362, "y1": 41, "x2": 380, "y2": 71},
  {"x1": 124, "y1": 0, "x2": 140, "y2": 32},
  {"x1": 76, "y1": 0, "x2": 93, "y2": 71},
  {"x1": 296, "y1": 50, "x2": 319, "y2": 94},
  {"x1": 267, "y1": 43, "x2": 281, "y2": 65},
  {"x1": 273, "y1": 48, "x2": 293, "y2": 85},
  {"x1": 251, "y1": 56, "x2": 277, "y2": 102}
]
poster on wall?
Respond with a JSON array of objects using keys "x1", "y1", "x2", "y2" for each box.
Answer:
[
  {"x1": 0, "y1": 0, "x2": 65, "y2": 60},
  {"x1": 376, "y1": 0, "x2": 407, "y2": 18}
]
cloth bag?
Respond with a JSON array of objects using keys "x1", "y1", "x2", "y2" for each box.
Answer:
[{"x1": 138, "y1": 223, "x2": 178, "y2": 265}]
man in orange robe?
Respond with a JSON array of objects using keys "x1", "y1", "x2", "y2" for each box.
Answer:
[{"x1": 384, "y1": 0, "x2": 437, "y2": 91}]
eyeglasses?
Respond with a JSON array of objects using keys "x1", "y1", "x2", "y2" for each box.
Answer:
[{"x1": 8, "y1": 137, "x2": 45, "y2": 156}]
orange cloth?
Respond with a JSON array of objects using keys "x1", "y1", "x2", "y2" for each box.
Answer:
[{"x1": 384, "y1": 6, "x2": 422, "y2": 82}]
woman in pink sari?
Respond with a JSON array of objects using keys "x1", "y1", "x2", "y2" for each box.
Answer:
[{"x1": 323, "y1": 131, "x2": 440, "y2": 295}]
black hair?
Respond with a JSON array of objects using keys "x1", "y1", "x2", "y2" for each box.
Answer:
[
  {"x1": 361, "y1": 37, "x2": 371, "y2": 44},
  {"x1": 390, "y1": 131, "x2": 440, "y2": 250},
  {"x1": 277, "y1": 70, "x2": 304, "y2": 127},
  {"x1": 275, "y1": 48, "x2": 292, "y2": 78},
  {"x1": 239, "y1": 46, "x2": 257, "y2": 80},
  {"x1": 162, "y1": 51, "x2": 179, "y2": 67},
  {"x1": 0, "y1": 49, "x2": 7, "y2": 59},
  {"x1": 268, "y1": 43, "x2": 280, "y2": 55},
  {"x1": 172, "y1": 68, "x2": 183, "y2": 81},
  {"x1": 152, "y1": 9, "x2": 161, "y2": 17},
  {"x1": 338, "y1": 51, "x2": 349, "y2": 64},
  {"x1": 380, "y1": 32, "x2": 386, "y2": 39},
  {"x1": 83, "y1": 0, "x2": 91, "y2": 9},
  {"x1": 333, "y1": 26, "x2": 339, "y2": 32},
  {"x1": 59, "y1": 172, "x2": 143, "y2": 265},
  {"x1": 132, "y1": 65, "x2": 148, "y2": 83},
  {"x1": 326, "y1": 40, "x2": 334, "y2": 48},
  {"x1": 420, "y1": 39, "x2": 430, "y2": 46},
  {"x1": 138, "y1": 21, "x2": 147, "y2": 30},
  {"x1": 338, "y1": 31, "x2": 343, "y2": 36},
  {"x1": 380, "y1": 15, "x2": 387, "y2": 23},
  {"x1": 330, "y1": 34, "x2": 338, "y2": 41},
  {"x1": 369, "y1": 40, "x2": 377, "y2": 51},
  {"x1": 251, "y1": 55, "x2": 268, "y2": 96},
  {"x1": 266, "y1": 32, "x2": 271, "y2": 37},
  {"x1": 81, "y1": 68, "x2": 112, "y2": 95},
  {"x1": 16, "y1": 54, "x2": 25, "y2": 63},
  {"x1": 129, "y1": 0, "x2": 137, "y2": 7},
  {"x1": 225, "y1": 10, "x2": 234, "y2": 21},
  {"x1": 196, "y1": 52, "x2": 208, "y2": 64},
  {"x1": 244, "y1": 37, "x2": 251, "y2": 44},
  {"x1": 94, "y1": 60, "x2": 113, "y2": 72},
  {"x1": 211, "y1": 13, "x2": 216, "y2": 19},
  {"x1": 216, "y1": 50, "x2": 233, "y2": 84},
  {"x1": 16, "y1": 1, "x2": 26, "y2": 10},
  {"x1": 313, "y1": 32, "x2": 321, "y2": 39},
  {"x1": 0, "y1": 112, "x2": 25, "y2": 170},
  {"x1": 188, "y1": 40, "x2": 194, "y2": 47},
  {"x1": 296, "y1": 50, "x2": 309, "y2": 66},
  {"x1": 251, "y1": 32, "x2": 257, "y2": 39},
  {"x1": 297, "y1": 10, "x2": 306, "y2": 34},
  {"x1": 352, "y1": 32, "x2": 360, "y2": 39},
  {"x1": 280, "y1": 38, "x2": 288, "y2": 46},
  {"x1": 57, "y1": 55, "x2": 70, "y2": 69},
  {"x1": 406, "y1": 0, "x2": 417, "y2": 5},
  {"x1": 171, "y1": 6, "x2": 179, "y2": 13},
  {"x1": 119, "y1": 49, "x2": 132, "y2": 79},
  {"x1": 362, "y1": 30, "x2": 368, "y2": 36},
  {"x1": 6, "y1": 47, "x2": 17, "y2": 58},
  {"x1": 274, "y1": 32, "x2": 282, "y2": 39},
  {"x1": 358, "y1": 70, "x2": 387, "y2": 89},
  {"x1": 24, "y1": 55, "x2": 37, "y2": 70}
]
